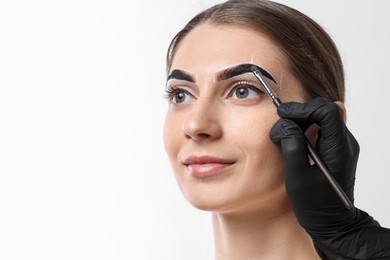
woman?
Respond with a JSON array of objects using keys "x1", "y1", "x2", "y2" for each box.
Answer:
[{"x1": 163, "y1": 0, "x2": 390, "y2": 259}]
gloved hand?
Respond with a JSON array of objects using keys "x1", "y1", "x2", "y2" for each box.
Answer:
[{"x1": 270, "y1": 97, "x2": 390, "y2": 259}]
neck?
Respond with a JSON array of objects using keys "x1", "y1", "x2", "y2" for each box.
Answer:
[{"x1": 212, "y1": 205, "x2": 320, "y2": 260}]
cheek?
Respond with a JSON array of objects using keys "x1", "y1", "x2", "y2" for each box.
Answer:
[
  {"x1": 218, "y1": 107, "x2": 286, "y2": 208},
  {"x1": 229, "y1": 108, "x2": 284, "y2": 179},
  {"x1": 163, "y1": 113, "x2": 180, "y2": 161},
  {"x1": 228, "y1": 107, "x2": 278, "y2": 152}
]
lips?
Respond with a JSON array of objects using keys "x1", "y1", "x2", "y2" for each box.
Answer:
[{"x1": 183, "y1": 155, "x2": 235, "y2": 177}]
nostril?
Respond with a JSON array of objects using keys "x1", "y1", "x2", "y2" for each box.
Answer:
[
  {"x1": 196, "y1": 133, "x2": 212, "y2": 139},
  {"x1": 184, "y1": 132, "x2": 211, "y2": 141}
]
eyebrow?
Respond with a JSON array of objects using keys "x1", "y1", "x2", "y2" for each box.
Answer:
[
  {"x1": 167, "y1": 63, "x2": 275, "y2": 83},
  {"x1": 217, "y1": 63, "x2": 276, "y2": 83},
  {"x1": 167, "y1": 69, "x2": 195, "y2": 82}
]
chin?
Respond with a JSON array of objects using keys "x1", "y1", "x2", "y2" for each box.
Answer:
[
  {"x1": 181, "y1": 186, "x2": 261, "y2": 214},
  {"x1": 180, "y1": 182, "x2": 290, "y2": 216},
  {"x1": 181, "y1": 185, "x2": 237, "y2": 212}
]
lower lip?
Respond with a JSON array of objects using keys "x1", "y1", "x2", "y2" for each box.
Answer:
[{"x1": 187, "y1": 163, "x2": 233, "y2": 177}]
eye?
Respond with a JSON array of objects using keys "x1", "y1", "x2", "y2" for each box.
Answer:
[
  {"x1": 164, "y1": 87, "x2": 194, "y2": 104},
  {"x1": 227, "y1": 81, "x2": 264, "y2": 100}
]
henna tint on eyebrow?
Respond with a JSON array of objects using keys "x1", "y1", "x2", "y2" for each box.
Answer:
[
  {"x1": 167, "y1": 69, "x2": 195, "y2": 82},
  {"x1": 167, "y1": 64, "x2": 275, "y2": 84},
  {"x1": 217, "y1": 63, "x2": 276, "y2": 83}
]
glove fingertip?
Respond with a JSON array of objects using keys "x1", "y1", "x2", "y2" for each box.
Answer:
[
  {"x1": 270, "y1": 119, "x2": 304, "y2": 142},
  {"x1": 270, "y1": 119, "x2": 283, "y2": 143},
  {"x1": 277, "y1": 103, "x2": 292, "y2": 118},
  {"x1": 277, "y1": 120, "x2": 311, "y2": 167}
]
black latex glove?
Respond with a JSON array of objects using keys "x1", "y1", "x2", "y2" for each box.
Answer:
[{"x1": 270, "y1": 97, "x2": 390, "y2": 259}]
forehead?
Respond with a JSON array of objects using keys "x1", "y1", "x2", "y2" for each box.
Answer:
[{"x1": 170, "y1": 24, "x2": 288, "y2": 75}]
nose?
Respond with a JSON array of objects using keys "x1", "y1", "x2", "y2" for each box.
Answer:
[{"x1": 183, "y1": 99, "x2": 222, "y2": 141}]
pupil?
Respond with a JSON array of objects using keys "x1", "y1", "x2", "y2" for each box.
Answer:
[
  {"x1": 175, "y1": 92, "x2": 185, "y2": 102},
  {"x1": 236, "y1": 88, "x2": 248, "y2": 98}
]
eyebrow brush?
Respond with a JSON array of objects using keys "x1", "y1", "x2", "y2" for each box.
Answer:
[{"x1": 251, "y1": 65, "x2": 353, "y2": 210}]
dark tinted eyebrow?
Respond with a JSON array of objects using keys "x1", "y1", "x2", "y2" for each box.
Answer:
[
  {"x1": 217, "y1": 63, "x2": 276, "y2": 83},
  {"x1": 167, "y1": 63, "x2": 275, "y2": 83},
  {"x1": 167, "y1": 69, "x2": 195, "y2": 82}
]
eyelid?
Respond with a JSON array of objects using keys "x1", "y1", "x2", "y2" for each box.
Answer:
[
  {"x1": 164, "y1": 85, "x2": 196, "y2": 103},
  {"x1": 227, "y1": 80, "x2": 264, "y2": 96},
  {"x1": 166, "y1": 79, "x2": 196, "y2": 90},
  {"x1": 231, "y1": 80, "x2": 262, "y2": 88}
]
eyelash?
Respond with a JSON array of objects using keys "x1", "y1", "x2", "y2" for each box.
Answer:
[
  {"x1": 164, "y1": 81, "x2": 265, "y2": 103},
  {"x1": 164, "y1": 86, "x2": 193, "y2": 103},
  {"x1": 227, "y1": 81, "x2": 264, "y2": 98}
]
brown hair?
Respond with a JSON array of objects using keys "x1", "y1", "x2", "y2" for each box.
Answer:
[{"x1": 166, "y1": 0, "x2": 345, "y2": 102}]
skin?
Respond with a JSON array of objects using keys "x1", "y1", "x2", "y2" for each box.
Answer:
[{"x1": 163, "y1": 24, "x2": 320, "y2": 259}]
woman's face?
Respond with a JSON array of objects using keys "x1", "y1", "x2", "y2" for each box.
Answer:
[{"x1": 163, "y1": 24, "x2": 307, "y2": 214}]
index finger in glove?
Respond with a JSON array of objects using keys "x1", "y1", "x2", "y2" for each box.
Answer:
[
  {"x1": 270, "y1": 119, "x2": 311, "y2": 178},
  {"x1": 277, "y1": 97, "x2": 344, "y2": 138},
  {"x1": 277, "y1": 98, "x2": 352, "y2": 162},
  {"x1": 270, "y1": 118, "x2": 337, "y2": 209}
]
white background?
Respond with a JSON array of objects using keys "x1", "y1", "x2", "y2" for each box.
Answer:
[{"x1": 0, "y1": 0, "x2": 389, "y2": 259}]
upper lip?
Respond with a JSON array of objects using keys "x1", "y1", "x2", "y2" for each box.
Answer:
[{"x1": 183, "y1": 155, "x2": 235, "y2": 165}]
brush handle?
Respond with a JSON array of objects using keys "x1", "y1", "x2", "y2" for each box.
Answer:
[{"x1": 305, "y1": 137, "x2": 353, "y2": 209}]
